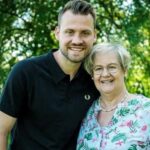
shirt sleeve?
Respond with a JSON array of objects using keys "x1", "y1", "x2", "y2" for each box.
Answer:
[{"x1": 0, "y1": 61, "x2": 29, "y2": 117}]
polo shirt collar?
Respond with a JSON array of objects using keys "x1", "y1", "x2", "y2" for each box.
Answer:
[{"x1": 47, "y1": 51, "x2": 85, "y2": 84}]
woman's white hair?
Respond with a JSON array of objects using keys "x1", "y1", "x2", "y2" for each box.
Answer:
[{"x1": 84, "y1": 42, "x2": 131, "y2": 75}]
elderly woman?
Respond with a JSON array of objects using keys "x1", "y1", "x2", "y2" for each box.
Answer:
[{"x1": 77, "y1": 43, "x2": 150, "y2": 150}]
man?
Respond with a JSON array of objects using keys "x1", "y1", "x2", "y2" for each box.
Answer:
[{"x1": 0, "y1": 0, "x2": 98, "y2": 149}]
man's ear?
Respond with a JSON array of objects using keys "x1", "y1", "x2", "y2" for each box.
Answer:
[{"x1": 54, "y1": 26, "x2": 60, "y2": 40}]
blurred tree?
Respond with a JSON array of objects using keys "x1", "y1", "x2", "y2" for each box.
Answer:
[{"x1": 0, "y1": 0, "x2": 149, "y2": 96}]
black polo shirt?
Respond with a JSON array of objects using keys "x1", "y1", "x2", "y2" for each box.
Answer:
[{"x1": 0, "y1": 51, "x2": 99, "y2": 150}]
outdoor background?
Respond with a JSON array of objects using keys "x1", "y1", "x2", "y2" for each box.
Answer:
[{"x1": 0, "y1": 0, "x2": 149, "y2": 97}]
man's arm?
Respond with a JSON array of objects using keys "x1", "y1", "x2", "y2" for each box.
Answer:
[{"x1": 0, "y1": 111, "x2": 16, "y2": 150}]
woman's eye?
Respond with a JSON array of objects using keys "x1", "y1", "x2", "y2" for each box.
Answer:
[
  {"x1": 108, "y1": 66, "x2": 118, "y2": 72},
  {"x1": 109, "y1": 66, "x2": 116, "y2": 69},
  {"x1": 95, "y1": 67, "x2": 102, "y2": 71}
]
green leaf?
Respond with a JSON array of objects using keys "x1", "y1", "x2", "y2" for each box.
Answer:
[{"x1": 111, "y1": 133, "x2": 127, "y2": 142}]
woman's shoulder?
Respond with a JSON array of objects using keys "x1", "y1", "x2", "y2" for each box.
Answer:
[
  {"x1": 128, "y1": 94, "x2": 150, "y2": 111},
  {"x1": 86, "y1": 99, "x2": 100, "y2": 116},
  {"x1": 81, "y1": 99, "x2": 99, "y2": 125}
]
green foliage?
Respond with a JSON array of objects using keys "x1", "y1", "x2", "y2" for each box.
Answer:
[{"x1": 0, "y1": 0, "x2": 149, "y2": 97}]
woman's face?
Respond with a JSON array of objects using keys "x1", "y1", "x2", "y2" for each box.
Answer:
[{"x1": 92, "y1": 51, "x2": 126, "y2": 95}]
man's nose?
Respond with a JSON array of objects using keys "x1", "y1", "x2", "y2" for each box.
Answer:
[{"x1": 72, "y1": 34, "x2": 83, "y2": 44}]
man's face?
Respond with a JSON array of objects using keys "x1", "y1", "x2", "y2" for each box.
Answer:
[{"x1": 55, "y1": 10, "x2": 96, "y2": 63}]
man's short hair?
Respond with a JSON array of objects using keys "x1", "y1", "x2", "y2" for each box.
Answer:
[{"x1": 58, "y1": 0, "x2": 96, "y2": 28}]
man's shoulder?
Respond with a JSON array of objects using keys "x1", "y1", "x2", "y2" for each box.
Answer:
[
  {"x1": 13, "y1": 52, "x2": 51, "y2": 71},
  {"x1": 22, "y1": 52, "x2": 51, "y2": 65}
]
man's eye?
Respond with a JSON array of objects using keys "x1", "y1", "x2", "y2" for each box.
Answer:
[
  {"x1": 82, "y1": 31, "x2": 90, "y2": 36},
  {"x1": 65, "y1": 30, "x2": 73, "y2": 35}
]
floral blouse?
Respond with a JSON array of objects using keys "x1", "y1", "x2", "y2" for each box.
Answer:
[{"x1": 77, "y1": 95, "x2": 150, "y2": 150}]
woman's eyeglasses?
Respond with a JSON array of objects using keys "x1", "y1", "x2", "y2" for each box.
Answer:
[{"x1": 93, "y1": 64, "x2": 120, "y2": 75}]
